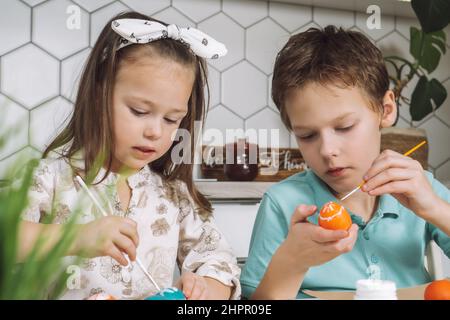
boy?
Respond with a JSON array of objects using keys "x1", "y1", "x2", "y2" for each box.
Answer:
[{"x1": 240, "y1": 26, "x2": 450, "y2": 299}]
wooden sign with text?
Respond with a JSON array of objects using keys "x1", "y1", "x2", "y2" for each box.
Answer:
[
  {"x1": 200, "y1": 128, "x2": 428, "y2": 182},
  {"x1": 201, "y1": 146, "x2": 307, "y2": 182}
]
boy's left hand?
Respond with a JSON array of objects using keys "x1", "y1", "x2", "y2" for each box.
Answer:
[
  {"x1": 362, "y1": 149, "x2": 440, "y2": 219},
  {"x1": 176, "y1": 271, "x2": 209, "y2": 300}
]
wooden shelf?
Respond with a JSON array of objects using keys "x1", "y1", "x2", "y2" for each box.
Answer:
[{"x1": 195, "y1": 180, "x2": 275, "y2": 201}]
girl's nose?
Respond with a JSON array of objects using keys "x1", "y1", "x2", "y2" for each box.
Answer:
[{"x1": 144, "y1": 119, "x2": 163, "y2": 140}]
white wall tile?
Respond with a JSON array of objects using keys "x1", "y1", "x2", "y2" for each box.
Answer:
[
  {"x1": 436, "y1": 160, "x2": 450, "y2": 182},
  {"x1": 120, "y1": 0, "x2": 170, "y2": 16},
  {"x1": 246, "y1": 18, "x2": 290, "y2": 75},
  {"x1": 420, "y1": 117, "x2": 450, "y2": 168},
  {"x1": 313, "y1": 7, "x2": 354, "y2": 29},
  {"x1": 152, "y1": 7, "x2": 195, "y2": 27},
  {"x1": 198, "y1": 13, "x2": 244, "y2": 71},
  {"x1": 377, "y1": 30, "x2": 415, "y2": 109},
  {"x1": 0, "y1": 146, "x2": 41, "y2": 180},
  {"x1": 90, "y1": 1, "x2": 128, "y2": 46},
  {"x1": 72, "y1": 0, "x2": 115, "y2": 13},
  {"x1": 222, "y1": 0, "x2": 267, "y2": 28},
  {"x1": 1, "y1": 44, "x2": 59, "y2": 109},
  {"x1": 0, "y1": 95, "x2": 29, "y2": 159},
  {"x1": 30, "y1": 97, "x2": 73, "y2": 152},
  {"x1": 61, "y1": 48, "x2": 91, "y2": 102},
  {"x1": 355, "y1": 12, "x2": 394, "y2": 41},
  {"x1": 206, "y1": 65, "x2": 220, "y2": 108},
  {"x1": 33, "y1": 0, "x2": 89, "y2": 59},
  {"x1": 245, "y1": 108, "x2": 290, "y2": 148},
  {"x1": 395, "y1": 115, "x2": 412, "y2": 129},
  {"x1": 0, "y1": 0, "x2": 30, "y2": 56},
  {"x1": 202, "y1": 105, "x2": 244, "y2": 145},
  {"x1": 172, "y1": 0, "x2": 220, "y2": 23},
  {"x1": 377, "y1": 31, "x2": 412, "y2": 58},
  {"x1": 222, "y1": 61, "x2": 267, "y2": 118},
  {"x1": 22, "y1": 0, "x2": 48, "y2": 6},
  {"x1": 292, "y1": 21, "x2": 321, "y2": 35},
  {"x1": 267, "y1": 73, "x2": 278, "y2": 112},
  {"x1": 269, "y1": 2, "x2": 311, "y2": 33},
  {"x1": 395, "y1": 16, "x2": 420, "y2": 40}
]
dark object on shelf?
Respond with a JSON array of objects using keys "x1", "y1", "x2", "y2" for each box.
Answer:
[{"x1": 223, "y1": 139, "x2": 259, "y2": 181}]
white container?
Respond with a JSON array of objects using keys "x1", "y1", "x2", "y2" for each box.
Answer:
[{"x1": 354, "y1": 279, "x2": 398, "y2": 300}]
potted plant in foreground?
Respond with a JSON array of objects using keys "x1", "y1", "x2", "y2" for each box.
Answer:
[{"x1": 0, "y1": 126, "x2": 80, "y2": 299}]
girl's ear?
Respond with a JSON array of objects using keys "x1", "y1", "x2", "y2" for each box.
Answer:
[{"x1": 380, "y1": 90, "x2": 397, "y2": 128}]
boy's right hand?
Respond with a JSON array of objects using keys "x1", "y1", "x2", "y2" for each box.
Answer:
[
  {"x1": 282, "y1": 204, "x2": 359, "y2": 271},
  {"x1": 73, "y1": 216, "x2": 139, "y2": 266}
]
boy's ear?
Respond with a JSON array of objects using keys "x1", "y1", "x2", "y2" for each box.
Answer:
[{"x1": 380, "y1": 90, "x2": 397, "y2": 128}]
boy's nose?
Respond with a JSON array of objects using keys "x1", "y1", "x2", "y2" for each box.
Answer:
[{"x1": 319, "y1": 135, "x2": 340, "y2": 159}]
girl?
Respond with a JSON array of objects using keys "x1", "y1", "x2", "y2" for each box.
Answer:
[{"x1": 19, "y1": 11, "x2": 240, "y2": 300}]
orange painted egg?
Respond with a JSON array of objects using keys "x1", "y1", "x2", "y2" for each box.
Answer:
[
  {"x1": 318, "y1": 201, "x2": 352, "y2": 231},
  {"x1": 424, "y1": 279, "x2": 450, "y2": 300}
]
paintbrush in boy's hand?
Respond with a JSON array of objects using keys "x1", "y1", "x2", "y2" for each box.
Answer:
[{"x1": 340, "y1": 141, "x2": 427, "y2": 201}]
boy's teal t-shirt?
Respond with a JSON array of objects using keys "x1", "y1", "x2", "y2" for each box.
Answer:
[{"x1": 240, "y1": 169, "x2": 450, "y2": 299}]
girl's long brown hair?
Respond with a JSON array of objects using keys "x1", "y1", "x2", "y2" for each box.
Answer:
[{"x1": 44, "y1": 11, "x2": 212, "y2": 218}]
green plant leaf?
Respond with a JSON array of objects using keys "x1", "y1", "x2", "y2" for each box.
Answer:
[
  {"x1": 410, "y1": 27, "x2": 446, "y2": 73},
  {"x1": 0, "y1": 99, "x2": 86, "y2": 299},
  {"x1": 411, "y1": 0, "x2": 450, "y2": 33},
  {"x1": 410, "y1": 76, "x2": 447, "y2": 121},
  {"x1": 0, "y1": 156, "x2": 81, "y2": 299}
]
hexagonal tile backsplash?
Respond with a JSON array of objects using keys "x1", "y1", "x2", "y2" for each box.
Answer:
[{"x1": 1, "y1": 0, "x2": 449, "y2": 182}]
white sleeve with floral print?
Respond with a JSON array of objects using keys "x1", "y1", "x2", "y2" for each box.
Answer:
[{"x1": 21, "y1": 158, "x2": 56, "y2": 223}]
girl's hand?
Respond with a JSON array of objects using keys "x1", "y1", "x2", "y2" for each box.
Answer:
[
  {"x1": 362, "y1": 149, "x2": 439, "y2": 219},
  {"x1": 282, "y1": 204, "x2": 359, "y2": 272},
  {"x1": 176, "y1": 272, "x2": 209, "y2": 300},
  {"x1": 73, "y1": 216, "x2": 139, "y2": 266}
]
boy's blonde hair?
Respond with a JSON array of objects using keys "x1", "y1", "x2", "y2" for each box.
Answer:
[{"x1": 272, "y1": 25, "x2": 390, "y2": 131}]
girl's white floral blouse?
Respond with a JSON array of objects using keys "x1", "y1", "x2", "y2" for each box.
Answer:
[{"x1": 22, "y1": 157, "x2": 241, "y2": 300}]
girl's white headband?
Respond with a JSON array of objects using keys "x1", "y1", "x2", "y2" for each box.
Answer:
[{"x1": 111, "y1": 18, "x2": 227, "y2": 59}]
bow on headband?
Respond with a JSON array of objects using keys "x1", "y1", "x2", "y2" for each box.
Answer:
[{"x1": 111, "y1": 19, "x2": 227, "y2": 59}]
